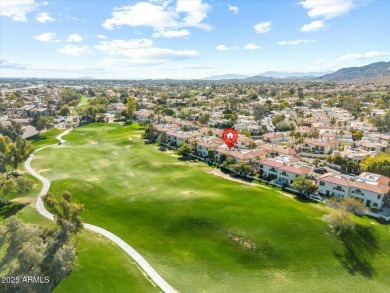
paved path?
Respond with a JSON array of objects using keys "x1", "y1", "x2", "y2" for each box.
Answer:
[{"x1": 25, "y1": 129, "x2": 178, "y2": 293}]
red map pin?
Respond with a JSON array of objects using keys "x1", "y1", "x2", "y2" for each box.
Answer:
[{"x1": 222, "y1": 128, "x2": 238, "y2": 149}]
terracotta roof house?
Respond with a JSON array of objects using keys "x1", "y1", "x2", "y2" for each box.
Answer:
[{"x1": 318, "y1": 173, "x2": 390, "y2": 209}]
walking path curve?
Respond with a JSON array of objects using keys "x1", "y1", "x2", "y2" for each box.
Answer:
[{"x1": 25, "y1": 129, "x2": 178, "y2": 293}]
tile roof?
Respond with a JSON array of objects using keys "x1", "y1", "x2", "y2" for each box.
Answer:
[
  {"x1": 259, "y1": 159, "x2": 285, "y2": 168},
  {"x1": 279, "y1": 165, "x2": 311, "y2": 175}
]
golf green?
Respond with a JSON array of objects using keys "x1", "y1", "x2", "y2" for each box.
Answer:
[{"x1": 31, "y1": 123, "x2": 390, "y2": 292}]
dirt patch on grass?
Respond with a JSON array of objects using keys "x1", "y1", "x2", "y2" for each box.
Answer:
[
  {"x1": 166, "y1": 150, "x2": 179, "y2": 157},
  {"x1": 127, "y1": 171, "x2": 135, "y2": 177},
  {"x1": 228, "y1": 233, "x2": 257, "y2": 250},
  {"x1": 181, "y1": 191, "x2": 194, "y2": 196},
  {"x1": 37, "y1": 168, "x2": 51, "y2": 173},
  {"x1": 266, "y1": 270, "x2": 290, "y2": 283},
  {"x1": 95, "y1": 159, "x2": 111, "y2": 168},
  {"x1": 278, "y1": 191, "x2": 295, "y2": 199},
  {"x1": 12, "y1": 197, "x2": 34, "y2": 206},
  {"x1": 88, "y1": 140, "x2": 98, "y2": 145},
  {"x1": 209, "y1": 170, "x2": 262, "y2": 187}
]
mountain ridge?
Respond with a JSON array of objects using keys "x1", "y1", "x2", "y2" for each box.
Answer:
[{"x1": 318, "y1": 61, "x2": 390, "y2": 81}]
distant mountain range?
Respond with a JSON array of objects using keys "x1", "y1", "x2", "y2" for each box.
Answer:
[
  {"x1": 318, "y1": 61, "x2": 390, "y2": 81},
  {"x1": 203, "y1": 61, "x2": 390, "y2": 82},
  {"x1": 203, "y1": 74, "x2": 249, "y2": 80},
  {"x1": 203, "y1": 71, "x2": 331, "y2": 81},
  {"x1": 259, "y1": 71, "x2": 331, "y2": 79}
]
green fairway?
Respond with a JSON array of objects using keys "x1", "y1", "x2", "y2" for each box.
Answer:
[
  {"x1": 32, "y1": 123, "x2": 390, "y2": 292},
  {"x1": 54, "y1": 230, "x2": 159, "y2": 293},
  {"x1": 1, "y1": 126, "x2": 157, "y2": 293},
  {"x1": 28, "y1": 128, "x2": 64, "y2": 149},
  {"x1": 78, "y1": 95, "x2": 90, "y2": 107}
]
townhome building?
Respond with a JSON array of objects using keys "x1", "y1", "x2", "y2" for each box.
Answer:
[
  {"x1": 259, "y1": 155, "x2": 300, "y2": 180},
  {"x1": 166, "y1": 131, "x2": 193, "y2": 146},
  {"x1": 333, "y1": 147, "x2": 371, "y2": 163},
  {"x1": 318, "y1": 172, "x2": 390, "y2": 209},
  {"x1": 301, "y1": 138, "x2": 338, "y2": 154},
  {"x1": 236, "y1": 136, "x2": 255, "y2": 149},
  {"x1": 277, "y1": 165, "x2": 312, "y2": 185},
  {"x1": 262, "y1": 133, "x2": 285, "y2": 144},
  {"x1": 196, "y1": 139, "x2": 221, "y2": 158},
  {"x1": 257, "y1": 143, "x2": 297, "y2": 157},
  {"x1": 134, "y1": 109, "x2": 153, "y2": 122}
]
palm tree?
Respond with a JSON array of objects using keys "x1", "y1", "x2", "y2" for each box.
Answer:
[
  {"x1": 190, "y1": 139, "x2": 199, "y2": 155},
  {"x1": 297, "y1": 137, "x2": 304, "y2": 151},
  {"x1": 338, "y1": 130, "x2": 344, "y2": 148},
  {"x1": 313, "y1": 158, "x2": 321, "y2": 168}
]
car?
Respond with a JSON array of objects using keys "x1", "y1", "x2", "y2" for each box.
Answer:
[
  {"x1": 310, "y1": 195, "x2": 323, "y2": 201},
  {"x1": 314, "y1": 168, "x2": 327, "y2": 174}
]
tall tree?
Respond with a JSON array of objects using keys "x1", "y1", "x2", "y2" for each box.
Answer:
[
  {"x1": 253, "y1": 104, "x2": 269, "y2": 123},
  {"x1": 291, "y1": 176, "x2": 313, "y2": 194},
  {"x1": 126, "y1": 96, "x2": 137, "y2": 119}
]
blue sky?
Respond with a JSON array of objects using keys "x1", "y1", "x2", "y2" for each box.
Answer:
[{"x1": 1, "y1": 0, "x2": 389, "y2": 79}]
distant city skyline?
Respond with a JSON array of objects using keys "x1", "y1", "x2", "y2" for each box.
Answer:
[{"x1": 1, "y1": 0, "x2": 390, "y2": 79}]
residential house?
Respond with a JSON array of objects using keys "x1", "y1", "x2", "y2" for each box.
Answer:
[
  {"x1": 108, "y1": 103, "x2": 126, "y2": 113},
  {"x1": 135, "y1": 109, "x2": 153, "y2": 122},
  {"x1": 277, "y1": 165, "x2": 312, "y2": 185},
  {"x1": 236, "y1": 135, "x2": 255, "y2": 150},
  {"x1": 257, "y1": 143, "x2": 297, "y2": 157},
  {"x1": 300, "y1": 138, "x2": 338, "y2": 154},
  {"x1": 259, "y1": 156, "x2": 300, "y2": 180},
  {"x1": 318, "y1": 172, "x2": 390, "y2": 209}
]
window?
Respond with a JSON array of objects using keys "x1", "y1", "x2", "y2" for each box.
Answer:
[
  {"x1": 281, "y1": 171, "x2": 287, "y2": 176},
  {"x1": 320, "y1": 182, "x2": 325, "y2": 186},
  {"x1": 377, "y1": 194, "x2": 381, "y2": 200},
  {"x1": 260, "y1": 164, "x2": 263, "y2": 169}
]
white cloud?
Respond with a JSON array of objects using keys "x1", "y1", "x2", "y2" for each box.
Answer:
[
  {"x1": 33, "y1": 32, "x2": 57, "y2": 42},
  {"x1": 278, "y1": 39, "x2": 317, "y2": 45},
  {"x1": 95, "y1": 39, "x2": 153, "y2": 52},
  {"x1": 337, "y1": 51, "x2": 390, "y2": 61},
  {"x1": 228, "y1": 4, "x2": 239, "y2": 14},
  {"x1": 0, "y1": 59, "x2": 104, "y2": 72},
  {"x1": 216, "y1": 44, "x2": 236, "y2": 51},
  {"x1": 59, "y1": 45, "x2": 93, "y2": 56},
  {"x1": 176, "y1": 0, "x2": 211, "y2": 30},
  {"x1": 96, "y1": 34, "x2": 107, "y2": 40},
  {"x1": 300, "y1": 0, "x2": 356, "y2": 19},
  {"x1": 0, "y1": 0, "x2": 36, "y2": 21},
  {"x1": 300, "y1": 20, "x2": 325, "y2": 32},
  {"x1": 254, "y1": 21, "x2": 272, "y2": 34},
  {"x1": 102, "y1": 0, "x2": 211, "y2": 37},
  {"x1": 95, "y1": 38, "x2": 199, "y2": 64},
  {"x1": 244, "y1": 43, "x2": 260, "y2": 50},
  {"x1": 103, "y1": 2, "x2": 176, "y2": 30},
  {"x1": 152, "y1": 29, "x2": 190, "y2": 38},
  {"x1": 36, "y1": 12, "x2": 55, "y2": 23},
  {"x1": 66, "y1": 34, "x2": 83, "y2": 42}
]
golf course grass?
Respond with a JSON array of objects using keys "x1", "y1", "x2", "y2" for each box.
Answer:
[
  {"x1": 27, "y1": 128, "x2": 64, "y2": 149},
  {"x1": 30, "y1": 123, "x2": 390, "y2": 292},
  {"x1": 1, "y1": 127, "x2": 157, "y2": 293}
]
